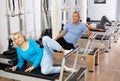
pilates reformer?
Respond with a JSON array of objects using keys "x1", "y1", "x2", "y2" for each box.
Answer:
[
  {"x1": 78, "y1": 33, "x2": 99, "y2": 71},
  {"x1": 110, "y1": 21, "x2": 120, "y2": 43},
  {"x1": 54, "y1": 34, "x2": 99, "y2": 72},
  {"x1": 0, "y1": 48, "x2": 17, "y2": 66},
  {"x1": 85, "y1": 20, "x2": 120, "y2": 52},
  {"x1": 81, "y1": 24, "x2": 115, "y2": 52},
  {"x1": 41, "y1": 0, "x2": 52, "y2": 38},
  {"x1": 0, "y1": 45, "x2": 87, "y2": 81}
]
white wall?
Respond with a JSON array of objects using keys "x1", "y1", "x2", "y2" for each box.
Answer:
[
  {"x1": 117, "y1": 0, "x2": 120, "y2": 21},
  {"x1": 51, "y1": 0, "x2": 61, "y2": 39},
  {"x1": 1, "y1": 0, "x2": 118, "y2": 53},
  {"x1": 0, "y1": 0, "x2": 8, "y2": 53},
  {"x1": 52, "y1": 0, "x2": 87, "y2": 38},
  {"x1": 88, "y1": 0, "x2": 117, "y2": 21},
  {"x1": 0, "y1": 0, "x2": 41, "y2": 53}
]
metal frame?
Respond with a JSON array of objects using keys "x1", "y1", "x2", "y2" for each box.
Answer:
[
  {"x1": 6, "y1": 0, "x2": 23, "y2": 39},
  {"x1": 59, "y1": 46, "x2": 80, "y2": 81},
  {"x1": 40, "y1": 0, "x2": 52, "y2": 37},
  {"x1": 0, "y1": 46, "x2": 87, "y2": 81}
]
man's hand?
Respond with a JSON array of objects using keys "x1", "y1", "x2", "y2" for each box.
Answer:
[
  {"x1": 89, "y1": 34, "x2": 93, "y2": 40},
  {"x1": 25, "y1": 66, "x2": 34, "y2": 72},
  {"x1": 86, "y1": 31, "x2": 93, "y2": 40}
]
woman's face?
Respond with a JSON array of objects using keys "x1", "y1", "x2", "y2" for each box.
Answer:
[{"x1": 13, "y1": 33, "x2": 25, "y2": 45}]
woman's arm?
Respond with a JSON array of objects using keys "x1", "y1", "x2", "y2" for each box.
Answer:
[
  {"x1": 16, "y1": 48, "x2": 24, "y2": 69},
  {"x1": 30, "y1": 39, "x2": 43, "y2": 68}
]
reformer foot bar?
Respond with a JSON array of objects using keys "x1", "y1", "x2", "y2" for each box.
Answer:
[
  {"x1": 59, "y1": 46, "x2": 87, "y2": 81},
  {"x1": 79, "y1": 34, "x2": 99, "y2": 71},
  {"x1": 78, "y1": 48, "x2": 99, "y2": 72},
  {"x1": 0, "y1": 46, "x2": 87, "y2": 81}
]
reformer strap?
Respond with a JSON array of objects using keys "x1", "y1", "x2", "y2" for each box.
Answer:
[{"x1": 12, "y1": 0, "x2": 15, "y2": 12}]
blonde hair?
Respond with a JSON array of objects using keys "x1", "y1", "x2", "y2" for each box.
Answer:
[
  {"x1": 14, "y1": 32, "x2": 27, "y2": 40},
  {"x1": 13, "y1": 32, "x2": 21, "y2": 36}
]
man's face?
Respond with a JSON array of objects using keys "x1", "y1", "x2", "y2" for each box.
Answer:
[{"x1": 72, "y1": 13, "x2": 80, "y2": 24}]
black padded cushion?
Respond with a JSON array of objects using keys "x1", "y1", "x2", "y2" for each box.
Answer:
[
  {"x1": 81, "y1": 34, "x2": 109, "y2": 40},
  {"x1": 3, "y1": 48, "x2": 16, "y2": 55},
  {"x1": 88, "y1": 48, "x2": 98, "y2": 55},
  {"x1": 79, "y1": 48, "x2": 98, "y2": 55},
  {"x1": 4, "y1": 65, "x2": 59, "y2": 80},
  {"x1": 67, "y1": 67, "x2": 86, "y2": 81},
  {"x1": 89, "y1": 29, "x2": 106, "y2": 32},
  {"x1": 0, "y1": 54, "x2": 16, "y2": 59},
  {"x1": 0, "y1": 53, "x2": 17, "y2": 66},
  {"x1": 0, "y1": 63, "x2": 11, "y2": 70}
]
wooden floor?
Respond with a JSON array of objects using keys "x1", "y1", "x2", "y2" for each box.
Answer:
[
  {"x1": 0, "y1": 37, "x2": 120, "y2": 81},
  {"x1": 87, "y1": 38, "x2": 120, "y2": 81},
  {"x1": 54, "y1": 37, "x2": 120, "y2": 81},
  {"x1": 0, "y1": 77, "x2": 18, "y2": 81}
]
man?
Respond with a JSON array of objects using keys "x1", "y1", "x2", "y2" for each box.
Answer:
[{"x1": 55, "y1": 11, "x2": 93, "y2": 50}]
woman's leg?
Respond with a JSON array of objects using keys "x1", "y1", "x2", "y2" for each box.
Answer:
[
  {"x1": 97, "y1": 16, "x2": 111, "y2": 29},
  {"x1": 42, "y1": 36, "x2": 62, "y2": 51},
  {"x1": 40, "y1": 36, "x2": 62, "y2": 75}
]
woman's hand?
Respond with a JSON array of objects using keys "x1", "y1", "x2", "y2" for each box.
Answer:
[
  {"x1": 25, "y1": 66, "x2": 34, "y2": 72},
  {"x1": 11, "y1": 66, "x2": 17, "y2": 71}
]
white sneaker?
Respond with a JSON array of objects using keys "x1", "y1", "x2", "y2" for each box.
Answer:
[
  {"x1": 64, "y1": 65, "x2": 76, "y2": 72},
  {"x1": 64, "y1": 49, "x2": 73, "y2": 55}
]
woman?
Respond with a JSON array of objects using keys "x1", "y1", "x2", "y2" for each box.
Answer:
[
  {"x1": 85, "y1": 24, "x2": 105, "y2": 31},
  {"x1": 11, "y1": 32, "x2": 75, "y2": 75}
]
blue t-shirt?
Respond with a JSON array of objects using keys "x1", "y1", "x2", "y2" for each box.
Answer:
[
  {"x1": 63, "y1": 22, "x2": 88, "y2": 47},
  {"x1": 16, "y1": 39, "x2": 44, "y2": 69}
]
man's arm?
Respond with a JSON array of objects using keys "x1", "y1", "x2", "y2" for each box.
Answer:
[{"x1": 54, "y1": 30, "x2": 66, "y2": 40}]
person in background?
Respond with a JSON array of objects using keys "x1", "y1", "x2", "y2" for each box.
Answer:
[
  {"x1": 86, "y1": 15, "x2": 111, "y2": 31},
  {"x1": 85, "y1": 24, "x2": 105, "y2": 31}
]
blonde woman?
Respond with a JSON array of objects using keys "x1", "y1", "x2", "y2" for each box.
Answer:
[{"x1": 11, "y1": 32, "x2": 75, "y2": 75}]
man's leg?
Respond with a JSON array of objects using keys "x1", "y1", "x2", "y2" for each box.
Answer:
[{"x1": 56, "y1": 37, "x2": 75, "y2": 50}]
